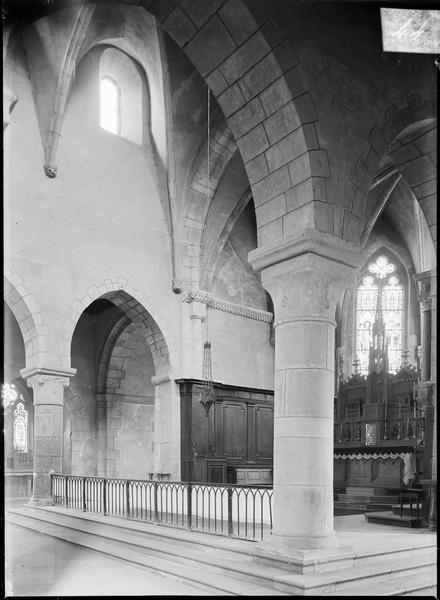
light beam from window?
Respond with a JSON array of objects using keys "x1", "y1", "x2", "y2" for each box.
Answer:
[{"x1": 100, "y1": 77, "x2": 120, "y2": 135}]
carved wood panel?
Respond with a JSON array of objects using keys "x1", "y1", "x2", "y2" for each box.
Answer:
[
  {"x1": 254, "y1": 405, "x2": 273, "y2": 459},
  {"x1": 222, "y1": 402, "x2": 246, "y2": 459}
]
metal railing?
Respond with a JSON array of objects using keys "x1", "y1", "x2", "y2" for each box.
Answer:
[
  {"x1": 399, "y1": 490, "x2": 422, "y2": 520},
  {"x1": 51, "y1": 474, "x2": 273, "y2": 541},
  {"x1": 335, "y1": 415, "x2": 425, "y2": 444}
]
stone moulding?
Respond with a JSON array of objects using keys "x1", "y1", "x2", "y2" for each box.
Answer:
[
  {"x1": 43, "y1": 5, "x2": 95, "y2": 178},
  {"x1": 182, "y1": 289, "x2": 273, "y2": 323}
]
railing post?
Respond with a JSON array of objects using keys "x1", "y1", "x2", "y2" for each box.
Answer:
[
  {"x1": 64, "y1": 476, "x2": 69, "y2": 508},
  {"x1": 187, "y1": 483, "x2": 192, "y2": 530},
  {"x1": 50, "y1": 474, "x2": 53, "y2": 501},
  {"x1": 103, "y1": 478, "x2": 107, "y2": 516},
  {"x1": 227, "y1": 487, "x2": 233, "y2": 536},
  {"x1": 126, "y1": 480, "x2": 130, "y2": 518},
  {"x1": 154, "y1": 481, "x2": 159, "y2": 523},
  {"x1": 82, "y1": 477, "x2": 86, "y2": 512}
]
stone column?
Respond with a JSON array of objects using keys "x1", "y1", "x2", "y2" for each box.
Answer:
[
  {"x1": 416, "y1": 270, "x2": 437, "y2": 531},
  {"x1": 416, "y1": 272, "x2": 432, "y2": 382},
  {"x1": 152, "y1": 374, "x2": 181, "y2": 480},
  {"x1": 20, "y1": 366, "x2": 76, "y2": 505},
  {"x1": 249, "y1": 233, "x2": 360, "y2": 559}
]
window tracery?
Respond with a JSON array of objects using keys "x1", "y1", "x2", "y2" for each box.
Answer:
[{"x1": 355, "y1": 254, "x2": 404, "y2": 375}]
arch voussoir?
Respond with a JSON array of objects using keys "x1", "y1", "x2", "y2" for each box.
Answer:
[{"x1": 151, "y1": 0, "x2": 330, "y2": 249}]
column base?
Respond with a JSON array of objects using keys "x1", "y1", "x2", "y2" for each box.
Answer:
[
  {"x1": 27, "y1": 495, "x2": 55, "y2": 507},
  {"x1": 253, "y1": 531, "x2": 354, "y2": 574}
]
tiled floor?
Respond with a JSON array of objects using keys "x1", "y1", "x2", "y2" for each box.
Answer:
[{"x1": 4, "y1": 522, "x2": 208, "y2": 596}]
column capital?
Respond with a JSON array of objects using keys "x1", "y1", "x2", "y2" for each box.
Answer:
[
  {"x1": 415, "y1": 270, "x2": 434, "y2": 311},
  {"x1": 20, "y1": 366, "x2": 77, "y2": 381},
  {"x1": 20, "y1": 366, "x2": 76, "y2": 404},
  {"x1": 250, "y1": 233, "x2": 360, "y2": 321},
  {"x1": 249, "y1": 229, "x2": 361, "y2": 273}
]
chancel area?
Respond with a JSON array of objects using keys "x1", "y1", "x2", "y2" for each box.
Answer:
[{"x1": 3, "y1": 0, "x2": 437, "y2": 595}]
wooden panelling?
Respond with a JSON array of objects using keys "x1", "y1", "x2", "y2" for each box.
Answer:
[
  {"x1": 177, "y1": 379, "x2": 274, "y2": 483},
  {"x1": 222, "y1": 402, "x2": 246, "y2": 459},
  {"x1": 254, "y1": 405, "x2": 273, "y2": 459}
]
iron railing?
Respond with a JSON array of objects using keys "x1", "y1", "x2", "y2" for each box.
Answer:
[
  {"x1": 51, "y1": 474, "x2": 273, "y2": 541},
  {"x1": 334, "y1": 415, "x2": 425, "y2": 444},
  {"x1": 399, "y1": 490, "x2": 422, "y2": 520}
]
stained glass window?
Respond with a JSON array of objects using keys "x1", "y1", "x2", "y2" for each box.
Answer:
[
  {"x1": 100, "y1": 77, "x2": 120, "y2": 135},
  {"x1": 355, "y1": 255, "x2": 404, "y2": 375},
  {"x1": 13, "y1": 402, "x2": 28, "y2": 453}
]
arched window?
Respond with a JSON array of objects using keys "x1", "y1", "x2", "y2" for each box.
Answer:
[
  {"x1": 99, "y1": 47, "x2": 147, "y2": 145},
  {"x1": 100, "y1": 77, "x2": 121, "y2": 135},
  {"x1": 13, "y1": 401, "x2": 28, "y2": 453},
  {"x1": 355, "y1": 254, "x2": 405, "y2": 375}
]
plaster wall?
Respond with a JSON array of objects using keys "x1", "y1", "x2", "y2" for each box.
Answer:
[
  {"x1": 4, "y1": 38, "x2": 179, "y2": 370},
  {"x1": 113, "y1": 335, "x2": 155, "y2": 478},
  {"x1": 212, "y1": 203, "x2": 267, "y2": 310},
  {"x1": 113, "y1": 402, "x2": 155, "y2": 478},
  {"x1": 68, "y1": 313, "x2": 99, "y2": 475},
  {"x1": 208, "y1": 309, "x2": 274, "y2": 390}
]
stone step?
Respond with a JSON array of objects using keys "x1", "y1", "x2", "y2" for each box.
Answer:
[
  {"x1": 344, "y1": 487, "x2": 379, "y2": 496},
  {"x1": 336, "y1": 494, "x2": 399, "y2": 503},
  {"x1": 6, "y1": 509, "x2": 281, "y2": 596},
  {"x1": 344, "y1": 487, "x2": 399, "y2": 497},
  {"x1": 365, "y1": 511, "x2": 422, "y2": 528},
  {"x1": 391, "y1": 504, "x2": 422, "y2": 517},
  {"x1": 333, "y1": 569, "x2": 437, "y2": 596},
  {"x1": 6, "y1": 505, "x2": 436, "y2": 596},
  {"x1": 365, "y1": 503, "x2": 401, "y2": 512},
  {"x1": 334, "y1": 503, "x2": 366, "y2": 510}
]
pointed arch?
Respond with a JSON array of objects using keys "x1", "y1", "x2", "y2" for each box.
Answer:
[
  {"x1": 347, "y1": 95, "x2": 436, "y2": 246},
  {"x1": 4, "y1": 272, "x2": 51, "y2": 367},
  {"x1": 62, "y1": 278, "x2": 177, "y2": 376}
]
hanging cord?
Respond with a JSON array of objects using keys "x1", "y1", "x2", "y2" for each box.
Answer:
[
  {"x1": 205, "y1": 84, "x2": 211, "y2": 344},
  {"x1": 199, "y1": 84, "x2": 215, "y2": 415},
  {"x1": 207, "y1": 84, "x2": 211, "y2": 203}
]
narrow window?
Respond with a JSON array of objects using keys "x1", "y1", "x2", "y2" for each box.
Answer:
[
  {"x1": 100, "y1": 77, "x2": 120, "y2": 135},
  {"x1": 13, "y1": 402, "x2": 28, "y2": 453}
]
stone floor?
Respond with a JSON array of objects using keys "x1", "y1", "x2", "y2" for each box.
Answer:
[
  {"x1": 4, "y1": 522, "x2": 208, "y2": 596},
  {"x1": 4, "y1": 500, "x2": 437, "y2": 597}
]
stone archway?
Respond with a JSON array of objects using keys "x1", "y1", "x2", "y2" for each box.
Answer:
[
  {"x1": 4, "y1": 272, "x2": 51, "y2": 368},
  {"x1": 11, "y1": 0, "x2": 332, "y2": 253},
  {"x1": 348, "y1": 96, "x2": 437, "y2": 247},
  {"x1": 65, "y1": 284, "x2": 179, "y2": 479},
  {"x1": 61, "y1": 277, "x2": 178, "y2": 373}
]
